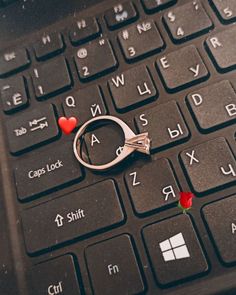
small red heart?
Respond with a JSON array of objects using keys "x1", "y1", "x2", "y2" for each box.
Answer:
[{"x1": 58, "y1": 117, "x2": 78, "y2": 135}]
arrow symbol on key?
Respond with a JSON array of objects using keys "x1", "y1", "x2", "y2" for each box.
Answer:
[{"x1": 54, "y1": 214, "x2": 64, "y2": 227}]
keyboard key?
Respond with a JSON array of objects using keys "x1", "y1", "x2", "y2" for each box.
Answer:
[
  {"x1": 212, "y1": 0, "x2": 236, "y2": 23},
  {"x1": 5, "y1": 104, "x2": 59, "y2": 154},
  {"x1": 14, "y1": 141, "x2": 83, "y2": 201},
  {"x1": 69, "y1": 17, "x2": 100, "y2": 45},
  {"x1": 86, "y1": 235, "x2": 145, "y2": 295},
  {"x1": 75, "y1": 38, "x2": 117, "y2": 81},
  {"x1": 180, "y1": 137, "x2": 236, "y2": 193},
  {"x1": 206, "y1": 26, "x2": 236, "y2": 72},
  {"x1": 84, "y1": 123, "x2": 125, "y2": 166},
  {"x1": 118, "y1": 20, "x2": 164, "y2": 61},
  {"x1": 187, "y1": 80, "x2": 236, "y2": 131},
  {"x1": 135, "y1": 101, "x2": 189, "y2": 151},
  {"x1": 163, "y1": 1, "x2": 212, "y2": 43},
  {"x1": 0, "y1": 76, "x2": 28, "y2": 113},
  {"x1": 21, "y1": 180, "x2": 124, "y2": 253},
  {"x1": 0, "y1": 48, "x2": 30, "y2": 77},
  {"x1": 104, "y1": 2, "x2": 138, "y2": 30},
  {"x1": 30, "y1": 255, "x2": 81, "y2": 295},
  {"x1": 203, "y1": 196, "x2": 236, "y2": 264},
  {"x1": 34, "y1": 32, "x2": 64, "y2": 60},
  {"x1": 156, "y1": 45, "x2": 209, "y2": 92},
  {"x1": 62, "y1": 85, "x2": 107, "y2": 127},
  {"x1": 32, "y1": 57, "x2": 71, "y2": 99},
  {"x1": 143, "y1": 214, "x2": 208, "y2": 285},
  {"x1": 142, "y1": 0, "x2": 177, "y2": 13},
  {"x1": 125, "y1": 158, "x2": 180, "y2": 215},
  {"x1": 109, "y1": 64, "x2": 157, "y2": 111}
]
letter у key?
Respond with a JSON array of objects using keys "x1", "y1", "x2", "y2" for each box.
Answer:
[{"x1": 156, "y1": 45, "x2": 209, "y2": 91}]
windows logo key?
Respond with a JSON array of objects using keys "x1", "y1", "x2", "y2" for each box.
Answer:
[{"x1": 159, "y1": 233, "x2": 190, "y2": 262}]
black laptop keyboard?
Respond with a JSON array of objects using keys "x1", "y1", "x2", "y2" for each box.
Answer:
[{"x1": 1, "y1": 0, "x2": 236, "y2": 294}]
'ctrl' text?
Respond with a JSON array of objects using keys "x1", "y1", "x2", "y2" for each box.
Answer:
[{"x1": 47, "y1": 281, "x2": 63, "y2": 295}]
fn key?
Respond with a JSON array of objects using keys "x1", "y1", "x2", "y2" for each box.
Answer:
[{"x1": 86, "y1": 235, "x2": 145, "y2": 295}]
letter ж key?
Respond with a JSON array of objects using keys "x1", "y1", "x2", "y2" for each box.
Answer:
[
  {"x1": 5, "y1": 104, "x2": 59, "y2": 154},
  {"x1": 14, "y1": 141, "x2": 83, "y2": 201},
  {"x1": 21, "y1": 180, "x2": 124, "y2": 254}
]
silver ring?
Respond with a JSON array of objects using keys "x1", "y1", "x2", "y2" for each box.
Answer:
[{"x1": 73, "y1": 115, "x2": 151, "y2": 171}]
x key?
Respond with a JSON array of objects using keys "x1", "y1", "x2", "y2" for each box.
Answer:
[{"x1": 180, "y1": 137, "x2": 236, "y2": 193}]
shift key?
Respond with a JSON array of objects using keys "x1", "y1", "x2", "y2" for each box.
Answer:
[
  {"x1": 14, "y1": 141, "x2": 83, "y2": 201},
  {"x1": 21, "y1": 179, "x2": 124, "y2": 254}
]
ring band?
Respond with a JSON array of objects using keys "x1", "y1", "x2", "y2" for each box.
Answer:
[{"x1": 73, "y1": 115, "x2": 151, "y2": 171}]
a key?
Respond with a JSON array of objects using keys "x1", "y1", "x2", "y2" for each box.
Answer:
[
  {"x1": 203, "y1": 196, "x2": 236, "y2": 264},
  {"x1": 0, "y1": 76, "x2": 28, "y2": 113},
  {"x1": 5, "y1": 104, "x2": 59, "y2": 154},
  {"x1": 156, "y1": 45, "x2": 209, "y2": 91},
  {"x1": 69, "y1": 16, "x2": 100, "y2": 45},
  {"x1": 143, "y1": 214, "x2": 208, "y2": 285},
  {"x1": 135, "y1": 101, "x2": 189, "y2": 151},
  {"x1": 14, "y1": 141, "x2": 83, "y2": 201},
  {"x1": 118, "y1": 20, "x2": 164, "y2": 61},
  {"x1": 212, "y1": 0, "x2": 236, "y2": 23},
  {"x1": 125, "y1": 158, "x2": 180, "y2": 215},
  {"x1": 0, "y1": 47, "x2": 30, "y2": 77},
  {"x1": 33, "y1": 32, "x2": 64, "y2": 60},
  {"x1": 142, "y1": 0, "x2": 177, "y2": 13},
  {"x1": 84, "y1": 123, "x2": 125, "y2": 166},
  {"x1": 163, "y1": 1, "x2": 212, "y2": 43},
  {"x1": 104, "y1": 2, "x2": 138, "y2": 30},
  {"x1": 32, "y1": 57, "x2": 71, "y2": 99},
  {"x1": 187, "y1": 80, "x2": 236, "y2": 131},
  {"x1": 62, "y1": 85, "x2": 107, "y2": 127},
  {"x1": 180, "y1": 137, "x2": 236, "y2": 193},
  {"x1": 86, "y1": 235, "x2": 145, "y2": 295},
  {"x1": 206, "y1": 26, "x2": 236, "y2": 72},
  {"x1": 30, "y1": 255, "x2": 81, "y2": 295},
  {"x1": 75, "y1": 38, "x2": 117, "y2": 81},
  {"x1": 108, "y1": 64, "x2": 157, "y2": 111},
  {"x1": 21, "y1": 179, "x2": 124, "y2": 254}
]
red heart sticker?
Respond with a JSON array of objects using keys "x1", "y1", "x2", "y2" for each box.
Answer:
[{"x1": 58, "y1": 117, "x2": 78, "y2": 135}]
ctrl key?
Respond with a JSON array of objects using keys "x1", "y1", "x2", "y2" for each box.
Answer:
[{"x1": 30, "y1": 255, "x2": 81, "y2": 295}]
